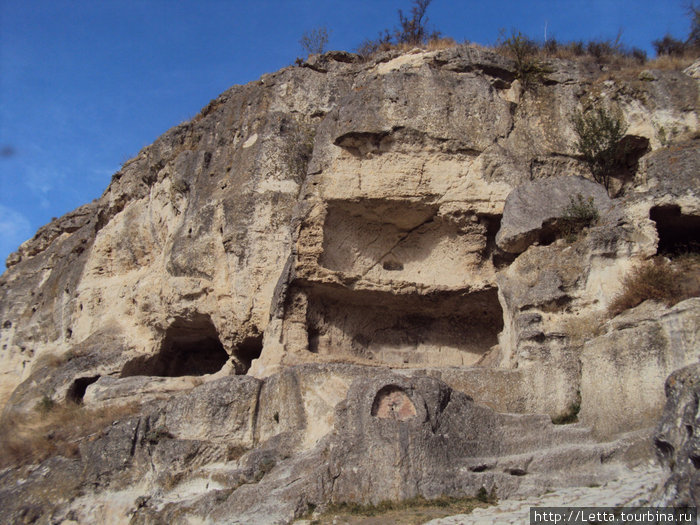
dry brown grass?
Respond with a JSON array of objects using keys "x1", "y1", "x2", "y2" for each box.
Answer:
[
  {"x1": 608, "y1": 256, "x2": 700, "y2": 317},
  {"x1": 358, "y1": 37, "x2": 459, "y2": 59},
  {"x1": 426, "y1": 37, "x2": 458, "y2": 51},
  {"x1": 562, "y1": 312, "x2": 605, "y2": 345},
  {"x1": 646, "y1": 54, "x2": 697, "y2": 71},
  {"x1": 308, "y1": 494, "x2": 493, "y2": 524},
  {"x1": 0, "y1": 401, "x2": 139, "y2": 468}
]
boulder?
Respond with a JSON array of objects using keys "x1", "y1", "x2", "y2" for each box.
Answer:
[{"x1": 496, "y1": 176, "x2": 613, "y2": 254}]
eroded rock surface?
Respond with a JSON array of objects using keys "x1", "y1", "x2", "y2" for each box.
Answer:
[
  {"x1": 654, "y1": 363, "x2": 700, "y2": 507},
  {"x1": 0, "y1": 45, "x2": 698, "y2": 523}
]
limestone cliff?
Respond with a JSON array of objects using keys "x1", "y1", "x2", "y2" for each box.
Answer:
[{"x1": 0, "y1": 46, "x2": 698, "y2": 524}]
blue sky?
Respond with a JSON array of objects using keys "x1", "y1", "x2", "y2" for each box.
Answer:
[{"x1": 0, "y1": 0, "x2": 693, "y2": 267}]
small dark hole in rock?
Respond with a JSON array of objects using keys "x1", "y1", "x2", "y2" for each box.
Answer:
[
  {"x1": 539, "y1": 229, "x2": 557, "y2": 246},
  {"x1": 691, "y1": 455, "x2": 700, "y2": 469},
  {"x1": 470, "y1": 465, "x2": 490, "y2": 472},
  {"x1": 687, "y1": 425, "x2": 694, "y2": 438},
  {"x1": 654, "y1": 437, "x2": 675, "y2": 461},
  {"x1": 234, "y1": 334, "x2": 263, "y2": 373},
  {"x1": 67, "y1": 376, "x2": 100, "y2": 404},
  {"x1": 2, "y1": 320, "x2": 11, "y2": 329},
  {"x1": 307, "y1": 326, "x2": 320, "y2": 353},
  {"x1": 508, "y1": 468, "x2": 527, "y2": 476}
]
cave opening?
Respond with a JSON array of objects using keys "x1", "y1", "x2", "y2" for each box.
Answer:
[
  {"x1": 67, "y1": 375, "x2": 100, "y2": 404},
  {"x1": 233, "y1": 334, "x2": 263, "y2": 373},
  {"x1": 650, "y1": 205, "x2": 700, "y2": 256},
  {"x1": 121, "y1": 315, "x2": 229, "y2": 378},
  {"x1": 304, "y1": 284, "x2": 504, "y2": 367}
]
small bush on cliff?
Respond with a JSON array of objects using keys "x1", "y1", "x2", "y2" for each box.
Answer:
[
  {"x1": 300, "y1": 27, "x2": 329, "y2": 56},
  {"x1": 395, "y1": 0, "x2": 437, "y2": 46},
  {"x1": 35, "y1": 394, "x2": 56, "y2": 413},
  {"x1": 356, "y1": 0, "x2": 440, "y2": 57},
  {"x1": 560, "y1": 194, "x2": 599, "y2": 242},
  {"x1": 653, "y1": 34, "x2": 690, "y2": 57},
  {"x1": 572, "y1": 106, "x2": 627, "y2": 193},
  {"x1": 498, "y1": 30, "x2": 550, "y2": 89},
  {"x1": 551, "y1": 397, "x2": 581, "y2": 425},
  {"x1": 608, "y1": 258, "x2": 680, "y2": 316},
  {"x1": 282, "y1": 120, "x2": 315, "y2": 180}
]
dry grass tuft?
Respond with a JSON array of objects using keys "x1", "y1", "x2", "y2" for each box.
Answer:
[
  {"x1": 308, "y1": 494, "x2": 493, "y2": 524},
  {"x1": 644, "y1": 54, "x2": 696, "y2": 71},
  {"x1": 426, "y1": 37, "x2": 458, "y2": 51},
  {"x1": 562, "y1": 312, "x2": 605, "y2": 345},
  {"x1": 0, "y1": 401, "x2": 139, "y2": 468},
  {"x1": 608, "y1": 256, "x2": 700, "y2": 317}
]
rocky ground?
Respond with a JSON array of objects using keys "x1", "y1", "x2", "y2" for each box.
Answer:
[{"x1": 428, "y1": 464, "x2": 662, "y2": 525}]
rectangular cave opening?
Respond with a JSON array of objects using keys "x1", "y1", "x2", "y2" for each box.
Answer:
[
  {"x1": 303, "y1": 284, "x2": 503, "y2": 368},
  {"x1": 120, "y1": 314, "x2": 229, "y2": 378}
]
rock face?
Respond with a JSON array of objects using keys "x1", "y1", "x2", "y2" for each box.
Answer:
[
  {"x1": 0, "y1": 368, "x2": 645, "y2": 524},
  {"x1": 0, "y1": 45, "x2": 698, "y2": 522},
  {"x1": 496, "y1": 175, "x2": 613, "y2": 254},
  {"x1": 654, "y1": 364, "x2": 700, "y2": 507}
]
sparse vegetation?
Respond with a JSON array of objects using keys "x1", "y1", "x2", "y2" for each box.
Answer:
[
  {"x1": 357, "y1": 0, "x2": 439, "y2": 57},
  {"x1": 0, "y1": 401, "x2": 138, "y2": 468},
  {"x1": 652, "y1": 3, "x2": 700, "y2": 58},
  {"x1": 35, "y1": 394, "x2": 55, "y2": 414},
  {"x1": 572, "y1": 106, "x2": 628, "y2": 193},
  {"x1": 560, "y1": 194, "x2": 599, "y2": 242},
  {"x1": 395, "y1": 0, "x2": 438, "y2": 46},
  {"x1": 300, "y1": 27, "x2": 329, "y2": 56},
  {"x1": 281, "y1": 120, "x2": 315, "y2": 180},
  {"x1": 498, "y1": 31, "x2": 551, "y2": 89},
  {"x1": 608, "y1": 257, "x2": 689, "y2": 316},
  {"x1": 562, "y1": 311, "x2": 604, "y2": 345},
  {"x1": 145, "y1": 425, "x2": 173, "y2": 444},
  {"x1": 476, "y1": 486, "x2": 498, "y2": 504},
  {"x1": 653, "y1": 34, "x2": 690, "y2": 57},
  {"x1": 347, "y1": 0, "x2": 696, "y2": 73},
  {"x1": 551, "y1": 398, "x2": 581, "y2": 425},
  {"x1": 307, "y1": 493, "x2": 494, "y2": 523}
]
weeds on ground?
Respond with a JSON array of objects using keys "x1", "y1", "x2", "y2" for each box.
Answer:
[
  {"x1": 0, "y1": 401, "x2": 138, "y2": 468},
  {"x1": 309, "y1": 493, "x2": 494, "y2": 523}
]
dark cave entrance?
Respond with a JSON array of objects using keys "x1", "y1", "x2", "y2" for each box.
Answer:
[
  {"x1": 304, "y1": 284, "x2": 504, "y2": 367},
  {"x1": 121, "y1": 315, "x2": 229, "y2": 377},
  {"x1": 233, "y1": 334, "x2": 263, "y2": 373},
  {"x1": 66, "y1": 375, "x2": 100, "y2": 404},
  {"x1": 650, "y1": 205, "x2": 700, "y2": 255}
]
